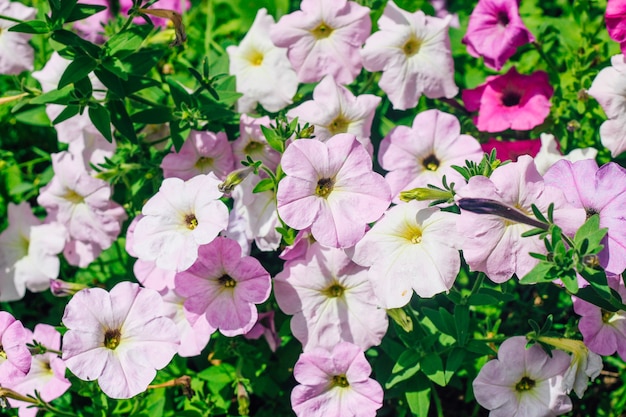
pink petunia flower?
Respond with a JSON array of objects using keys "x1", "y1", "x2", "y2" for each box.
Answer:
[
  {"x1": 73, "y1": 0, "x2": 111, "y2": 43},
  {"x1": 573, "y1": 277, "x2": 626, "y2": 360},
  {"x1": 7, "y1": 324, "x2": 71, "y2": 417},
  {"x1": 37, "y1": 152, "x2": 127, "y2": 268},
  {"x1": 291, "y1": 341, "x2": 383, "y2": 417},
  {"x1": 361, "y1": 0, "x2": 458, "y2": 110},
  {"x1": 287, "y1": 75, "x2": 380, "y2": 152},
  {"x1": 462, "y1": 0, "x2": 535, "y2": 71},
  {"x1": 276, "y1": 133, "x2": 391, "y2": 248},
  {"x1": 132, "y1": 174, "x2": 229, "y2": 272},
  {"x1": 473, "y1": 336, "x2": 572, "y2": 417},
  {"x1": 378, "y1": 109, "x2": 483, "y2": 203},
  {"x1": 274, "y1": 242, "x2": 388, "y2": 351},
  {"x1": 0, "y1": 0, "x2": 36, "y2": 74},
  {"x1": 270, "y1": 0, "x2": 371, "y2": 84},
  {"x1": 544, "y1": 159, "x2": 626, "y2": 275},
  {"x1": 279, "y1": 228, "x2": 315, "y2": 261},
  {"x1": 0, "y1": 312, "x2": 31, "y2": 386},
  {"x1": 227, "y1": 8, "x2": 298, "y2": 113},
  {"x1": 62, "y1": 282, "x2": 179, "y2": 399},
  {"x1": 606, "y1": 0, "x2": 626, "y2": 55},
  {"x1": 352, "y1": 200, "x2": 461, "y2": 307},
  {"x1": 161, "y1": 130, "x2": 235, "y2": 181},
  {"x1": 456, "y1": 155, "x2": 585, "y2": 283},
  {"x1": 0, "y1": 203, "x2": 67, "y2": 301},
  {"x1": 587, "y1": 54, "x2": 626, "y2": 157},
  {"x1": 243, "y1": 311, "x2": 281, "y2": 352},
  {"x1": 174, "y1": 237, "x2": 271, "y2": 336},
  {"x1": 232, "y1": 114, "x2": 281, "y2": 173},
  {"x1": 481, "y1": 137, "x2": 541, "y2": 162},
  {"x1": 463, "y1": 67, "x2": 553, "y2": 132}
]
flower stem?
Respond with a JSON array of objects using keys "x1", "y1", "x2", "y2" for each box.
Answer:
[{"x1": 532, "y1": 42, "x2": 560, "y2": 74}]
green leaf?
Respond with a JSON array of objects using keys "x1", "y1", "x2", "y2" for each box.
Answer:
[
  {"x1": 65, "y1": 3, "x2": 107, "y2": 23},
  {"x1": 131, "y1": 107, "x2": 175, "y2": 124},
  {"x1": 261, "y1": 125, "x2": 284, "y2": 153},
  {"x1": 519, "y1": 262, "x2": 555, "y2": 285},
  {"x1": 94, "y1": 69, "x2": 125, "y2": 98},
  {"x1": 386, "y1": 349, "x2": 421, "y2": 389},
  {"x1": 58, "y1": 56, "x2": 97, "y2": 89},
  {"x1": 52, "y1": 104, "x2": 80, "y2": 124},
  {"x1": 29, "y1": 85, "x2": 74, "y2": 105},
  {"x1": 106, "y1": 100, "x2": 137, "y2": 142},
  {"x1": 8, "y1": 20, "x2": 50, "y2": 34},
  {"x1": 167, "y1": 78, "x2": 193, "y2": 107},
  {"x1": 454, "y1": 305, "x2": 470, "y2": 347},
  {"x1": 101, "y1": 56, "x2": 130, "y2": 81},
  {"x1": 445, "y1": 348, "x2": 466, "y2": 384},
  {"x1": 14, "y1": 106, "x2": 52, "y2": 126},
  {"x1": 197, "y1": 363, "x2": 236, "y2": 391},
  {"x1": 422, "y1": 307, "x2": 455, "y2": 337},
  {"x1": 405, "y1": 374, "x2": 431, "y2": 417},
  {"x1": 170, "y1": 119, "x2": 190, "y2": 152},
  {"x1": 574, "y1": 214, "x2": 607, "y2": 255},
  {"x1": 105, "y1": 26, "x2": 149, "y2": 58},
  {"x1": 252, "y1": 178, "x2": 275, "y2": 193},
  {"x1": 421, "y1": 352, "x2": 446, "y2": 386},
  {"x1": 88, "y1": 104, "x2": 113, "y2": 143},
  {"x1": 51, "y1": 29, "x2": 100, "y2": 57}
]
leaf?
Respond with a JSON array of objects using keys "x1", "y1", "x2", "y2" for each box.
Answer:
[
  {"x1": 519, "y1": 262, "x2": 555, "y2": 285},
  {"x1": 14, "y1": 106, "x2": 52, "y2": 127},
  {"x1": 167, "y1": 77, "x2": 193, "y2": 107},
  {"x1": 454, "y1": 305, "x2": 470, "y2": 347},
  {"x1": 252, "y1": 178, "x2": 274, "y2": 193},
  {"x1": 261, "y1": 125, "x2": 284, "y2": 153},
  {"x1": 58, "y1": 56, "x2": 97, "y2": 89},
  {"x1": 106, "y1": 100, "x2": 137, "y2": 142},
  {"x1": 386, "y1": 349, "x2": 421, "y2": 389},
  {"x1": 105, "y1": 26, "x2": 149, "y2": 59},
  {"x1": 197, "y1": 363, "x2": 236, "y2": 391},
  {"x1": 94, "y1": 69, "x2": 125, "y2": 98},
  {"x1": 65, "y1": 3, "x2": 107, "y2": 23},
  {"x1": 170, "y1": 119, "x2": 190, "y2": 152},
  {"x1": 29, "y1": 85, "x2": 74, "y2": 105},
  {"x1": 52, "y1": 104, "x2": 80, "y2": 124},
  {"x1": 422, "y1": 307, "x2": 455, "y2": 337},
  {"x1": 445, "y1": 348, "x2": 466, "y2": 384},
  {"x1": 421, "y1": 352, "x2": 446, "y2": 386},
  {"x1": 131, "y1": 107, "x2": 175, "y2": 124},
  {"x1": 51, "y1": 29, "x2": 100, "y2": 57},
  {"x1": 405, "y1": 374, "x2": 431, "y2": 417},
  {"x1": 88, "y1": 104, "x2": 113, "y2": 142},
  {"x1": 574, "y1": 214, "x2": 607, "y2": 255},
  {"x1": 8, "y1": 20, "x2": 50, "y2": 34},
  {"x1": 101, "y1": 56, "x2": 130, "y2": 81}
]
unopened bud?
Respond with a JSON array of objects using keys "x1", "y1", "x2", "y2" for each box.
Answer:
[
  {"x1": 49, "y1": 279, "x2": 88, "y2": 297},
  {"x1": 400, "y1": 187, "x2": 453, "y2": 203},
  {"x1": 386, "y1": 308, "x2": 413, "y2": 332},
  {"x1": 457, "y1": 198, "x2": 548, "y2": 230},
  {"x1": 218, "y1": 166, "x2": 255, "y2": 195},
  {"x1": 237, "y1": 382, "x2": 250, "y2": 416},
  {"x1": 138, "y1": 8, "x2": 187, "y2": 46}
]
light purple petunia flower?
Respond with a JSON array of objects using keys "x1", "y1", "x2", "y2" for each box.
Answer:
[
  {"x1": 378, "y1": 109, "x2": 483, "y2": 203},
  {"x1": 544, "y1": 159, "x2": 626, "y2": 275},
  {"x1": 0, "y1": 0, "x2": 36, "y2": 74},
  {"x1": 291, "y1": 341, "x2": 383, "y2": 417},
  {"x1": 274, "y1": 242, "x2": 388, "y2": 351},
  {"x1": 473, "y1": 336, "x2": 572, "y2": 417},
  {"x1": 270, "y1": 0, "x2": 371, "y2": 84},
  {"x1": 0, "y1": 311, "x2": 31, "y2": 386},
  {"x1": 462, "y1": 0, "x2": 535, "y2": 70},
  {"x1": 174, "y1": 237, "x2": 271, "y2": 337},
  {"x1": 361, "y1": 0, "x2": 458, "y2": 110},
  {"x1": 277, "y1": 133, "x2": 391, "y2": 248},
  {"x1": 62, "y1": 282, "x2": 179, "y2": 399},
  {"x1": 462, "y1": 67, "x2": 553, "y2": 133},
  {"x1": 7, "y1": 324, "x2": 71, "y2": 417}
]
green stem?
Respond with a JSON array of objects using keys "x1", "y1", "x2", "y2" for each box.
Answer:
[
  {"x1": 532, "y1": 42, "x2": 560, "y2": 74},
  {"x1": 0, "y1": 14, "x2": 23, "y2": 24},
  {"x1": 432, "y1": 388, "x2": 444, "y2": 417}
]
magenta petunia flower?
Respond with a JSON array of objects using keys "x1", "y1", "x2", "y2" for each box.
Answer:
[
  {"x1": 132, "y1": 174, "x2": 229, "y2": 272},
  {"x1": 277, "y1": 133, "x2": 391, "y2": 248},
  {"x1": 174, "y1": 237, "x2": 271, "y2": 337},
  {"x1": 456, "y1": 155, "x2": 585, "y2": 283},
  {"x1": 587, "y1": 54, "x2": 626, "y2": 157},
  {"x1": 291, "y1": 341, "x2": 383, "y2": 417},
  {"x1": 473, "y1": 336, "x2": 572, "y2": 417},
  {"x1": 361, "y1": 0, "x2": 458, "y2": 110},
  {"x1": 573, "y1": 277, "x2": 626, "y2": 360},
  {"x1": 227, "y1": 8, "x2": 298, "y2": 113},
  {"x1": 378, "y1": 109, "x2": 483, "y2": 203},
  {"x1": 37, "y1": 152, "x2": 127, "y2": 268},
  {"x1": 274, "y1": 242, "x2": 388, "y2": 351},
  {"x1": 0, "y1": 311, "x2": 31, "y2": 386},
  {"x1": 287, "y1": 75, "x2": 380, "y2": 151},
  {"x1": 270, "y1": 0, "x2": 371, "y2": 84},
  {"x1": 606, "y1": 0, "x2": 626, "y2": 55},
  {"x1": 7, "y1": 324, "x2": 71, "y2": 417},
  {"x1": 161, "y1": 130, "x2": 234, "y2": 181},
  {"x1": 481, "y1": 137, "x2": 541, "y2": 162},
  {"x1": 0, "y1": 0, "x2": 36, "y2": 74},
  {"x1": 544, "y1": 159, "x2": 626, "y2": 275},
  {"x1": 462, "y1": 67, "x2": 553, "y2": 133},
  {"x1": 462, "y1": 0, "x2": 535, "y2": 70},
  {"x1": 62, "y1": 282, "x2": 179, "y2": 399},
  {"x1": 352, "y1": 201, "x2": 461, "y2": 307}
]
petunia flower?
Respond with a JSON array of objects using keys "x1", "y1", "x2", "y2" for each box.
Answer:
[
  {"x1": 456, "y1": 155, "x2": 585, "y2": 283},
  {"x1": 37, "y1": 152, "x2": 127, "y2": 268},
  {"x1": 270, "y1": 0, "x2": 371, "y2": 84},
  {"x1": 481, "y1": 137, "x2": 541, "y2": 162},
  {"x1": 463, "y1": 67, "x2": 553, "y2": 133},
  {"x1": 7, "y1": 324, "x2": 71, "y2": 417},
  {"x1": 243, "y1": 311, "x2": 281, "y2": 352},
  {"x1": 276, "y1": 133, "x2": 391, "y2": 248},
  {"x1": 274, "y1": 242, "x2": 388, "y2": 351},
  {"x1": 606, "y1": 0, "x2": 626, "y2": 55},
  {"x1": 378, "y1": 109, "x2": 483, "y2": 203},
  {"x1": 291, "y1": 341, "x2": 383, "y2": 417},
  {"x1": 62, "y1": 282, "x2": 180, "y2": 399},
  {"x1": 361, "y1": 0, "x2": 458, "y2": 110},
  {"x1": 462, "y1": 0, "x2": 535, "y2": 70},
  {"x1": 232, "y1": 114, "x2": 281, "y2": 173},
  {"x1": 352, "y1": 201, "x2": 461, "y2": 307},
  {"x1": 174, "y1": 237, "x2": 271, "y2": 336},
  {"x1": 544, "y1": 159, "x2": 626, "y2": 275},
  {"x1": 132, "y1": 173, "x2": 229, "y2": 272},
  {"x1": 533, "y1": 133, "x2": 598, "y2": 174},
  {"x1": 73, "y1": 0, "x2": 111, "y2": 43},
  {"x1": 587, "y1": 54, "x2": 626, "y2": 157},
  {"x1": 0, "y1": 311, "x2": 31, "y2": 386},
  {"x1": 227, "y1": 8, "x2": 298, "y2": 113},
  {"x1": 287, "y1": 75, "x2": 380, "y2": 152},
  {"x1": 0, "y1": 0, "x2": 36, "y2": 74},
  {"x1": 473, "y1": 336, "x2": 572, "y2": 417},
  {"x1": 161, "y1": 130, "x2": 235, "y2": 181}
]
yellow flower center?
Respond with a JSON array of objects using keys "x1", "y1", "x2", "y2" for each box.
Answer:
[
  {"x1": 244, "y1": 140, "x2": 264, "y2": 155},
  {"x1": 402, "y1": 37, "x2": 422, "y2": 57},
  {"x1": 328, "y1": 115, "x2": 350, "y2": 135},
  {"x1": 402, "y1": 224, "x2": 423, "y2": 244},
  {"x1": 195, "y1": 157, "x2": 215, "y2": 172},
  {"x1": 322, "y1": 282, "x2": 345, "y2": 298},
  {"x1": 602, "y1": 309, "x2": 616, "y2": 324},
  {"x1": 515, "y1": 376, "x2": 535, "y2": 392},
  {"x1": 219, "y1": 274, "x2": 237, "y2": 288},
  {"x1": 248, "y1": 49, "x2": 264, "y2": 66},
  {"x1": 104, "y1": 328, "x2": 122, "y2": 350},
  {"x1": 0, "y1": 344, "x2": 6, "y2": 360},
  {"x1": 185, "y1": 214, "x2": 198, "y2": 230},
  {"x1": 63, "y1": 189, "x2": 85, "y2": 204},
  {"x1": 332, "y1": 374, "x2": 349, "y2": 388},
  {"x1": 421, "y1": 154, "x2": 440, "y2": 171},
  {"x1": 311, "y1": 22, "x2": 333, "y2": 39},
  {"x1": 315, "y1": 177, "x2": 335, "y2": 198}
]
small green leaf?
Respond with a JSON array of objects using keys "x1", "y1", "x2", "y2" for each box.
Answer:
[
  {"x1": 454, "y1": 305, "x2": 470, "y2": 347},
  {"x1": 107, "y1": 100, "x2": 137, "y2": 142},
  {"x1": 52, "y1": 104, "x2": 80, "y2": 124},
  {"x1": 29, "y1": 85, "x2": 74, "y2": 105},
  {"x1": 386, "y1": 349, "x2": 421, "y2": 389},
  {"x1": 261, "y1": 125, "x2": 284, "y2": 153},
  {"x1": 88, "y1": 104, "x2": 112, "y2": 142},
  {"x1": 405, "y1": 374, "x2": 431, "y2": 417},
  {"x1": 170, "y1": 119, "x2": 190, "y2": 152},
  {"x1": 131, "y1": 107, "x2": 175, "y2": 124},
  {"x1": 8, "y1": 20, "x2": 50, "y2": 34},
  {"x1": 105, "y1": 26, "x2": 148, "y2": 58},
  {"x1": 252, "y1": 178, "x2": 275, "y2": 193},
  {"x1": 65, "y1": 3, "x2": 107, "y2": 23},
  {"x1": 58, "y1": 56, "x2": 97, "y2": 89},
  {"x1": 421, "y1": 353, "x2": 446, "y2": 386},
  {"x1": 519, "y1": 262, "x2": 555, "y2": 285}
]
